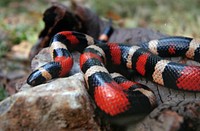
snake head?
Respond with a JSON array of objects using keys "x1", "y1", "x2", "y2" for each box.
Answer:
[{"x1": 27, "y1": 69, "x2": 46, "y2": 86}]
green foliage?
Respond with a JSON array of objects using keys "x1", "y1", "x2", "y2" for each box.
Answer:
[
  {"x1": 2, "y1": 20, "x2": 44, "y2": 44},
  {"x1": 0, "y1": 86, "x2": 7, "y2": 101},
  {"x1": 90, "y1": 0, "x2": 200, "y2": 37},
  {"x1": 0, "y1": 0, "x2": 45, "y2": 58},
  {"x1": 0, "y1": 41, "x2": 9, "y2": 57},
  {"x1": 90, "y1": 0, "x2": 157, "y2": 17}
]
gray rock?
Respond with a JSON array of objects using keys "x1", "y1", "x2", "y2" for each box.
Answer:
[{"x1": 0, "y1": 73, "x2": 102, "y2": 130}]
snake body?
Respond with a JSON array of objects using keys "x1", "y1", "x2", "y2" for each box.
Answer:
[{"x1": 27, "y1": 31, "x2": 200, "y2": 117}]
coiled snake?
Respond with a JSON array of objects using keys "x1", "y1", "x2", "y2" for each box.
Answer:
[{"x1": 27, "y1": 31, "x2": 200, "y2": 117}]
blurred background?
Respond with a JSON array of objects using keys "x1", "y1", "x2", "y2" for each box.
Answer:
[{"x1": 0, "y1": 0, "x2": 200, "y2": 100}]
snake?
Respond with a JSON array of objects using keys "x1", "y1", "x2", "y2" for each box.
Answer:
[{"x1": 27, "y1": 30, "x2": 200, "y2": 117}]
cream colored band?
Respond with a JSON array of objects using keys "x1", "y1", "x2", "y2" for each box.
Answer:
[
  {"x1": 86, "y1": 45, "x2": 106, "y2": 64},
  {"x1": 84, "y1": 65, "x2": 109, "y2": 89},
  {"x1": 38, "y1": 67, "x2": 52, "y2": 80},
  {"x1": 126, "y1": 46, "x2": 140, "y2": 69},
  {"x1": 86, "y1": 35, "x2": 95, "y2": 45},
  {"x1": 99, "y1": 34, "x2": 108, "y2": 41},
  {"x1": 50, "y1": 41, "x2": 67, "y2": 58},
  {"x1": 186, "y1": 38, "x2": 200, "y2": 59},
  {"x1": 85, "y1": 65, "x2": 108, "y2": 79},
  {"x1": 134, "y1": 88, "x2": 157, "y2": 107},
  {"x1": 152, "y1": 60, "x2": 170, "y2": 85},
  {"x1": 148, "y1": 39, "x2": 159, "y2": 55},
  {"x1": 110, "y1": 72, "x2": 123, "y2": 78}
]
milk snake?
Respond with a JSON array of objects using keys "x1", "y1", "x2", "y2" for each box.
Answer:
[{"x1": 27, "y1": 30, "x2": 200, "y2": 117}]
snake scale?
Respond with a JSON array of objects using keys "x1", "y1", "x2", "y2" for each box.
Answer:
[{"x1": 27, "y1": 30, "x2": 200, "y2": 117}]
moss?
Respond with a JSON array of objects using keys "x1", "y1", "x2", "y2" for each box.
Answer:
[{"x1": 0, "y1": 86, "x2": 7, "y2": 101}]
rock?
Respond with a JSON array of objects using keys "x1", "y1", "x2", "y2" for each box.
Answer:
[
  {"x1": 109, "y1": 27, "x2": 167, "y2": 45},
  {"x1": 0, "y1": 58, "x2": 30, "y2": 96},
  {"x1": 130, "y1": 101, "x2": 200, "y2": 131},
  {"x1": 0, "y1": 73, "x2": 103, "y2": 130}
]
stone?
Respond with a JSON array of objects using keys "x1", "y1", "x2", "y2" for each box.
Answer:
[{"x1": 0, "y1": 73, "x2": 102, "y2": 130}]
